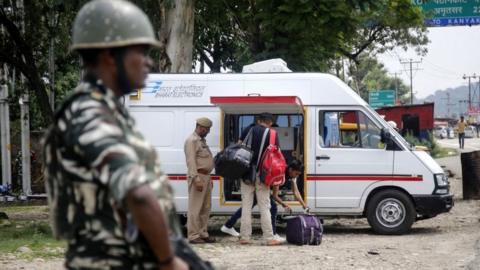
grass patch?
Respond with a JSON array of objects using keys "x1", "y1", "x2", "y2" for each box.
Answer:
[
  {"x1": 404, "y1": 132, "x2": 458, "y2": 158},
  {"x1": 0, "y1": 205, "x2": 65, "y2": 259},
  {"x1": 2, "y1": 205, "x2": 49, "y2": 215},
  {"x1": 433, "y1": 147, "x2": 458, "y2": 159}
]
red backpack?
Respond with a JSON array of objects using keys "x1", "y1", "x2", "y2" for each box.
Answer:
[{"x1": 259, "y1": 129, "x2": 286, "y2": 186}]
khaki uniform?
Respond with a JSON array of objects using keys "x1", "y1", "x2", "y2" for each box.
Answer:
[{"x1": 184, "y1": 132, "x2": 214, "y2": 241}]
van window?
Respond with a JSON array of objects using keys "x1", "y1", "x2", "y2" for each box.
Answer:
[{"x1": 320, "y1": 110, "x2": 384, "y2": 149}]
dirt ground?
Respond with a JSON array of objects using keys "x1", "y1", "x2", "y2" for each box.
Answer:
[{"x1": 2, "y1": 157, "x2": 480, "y2": 270}]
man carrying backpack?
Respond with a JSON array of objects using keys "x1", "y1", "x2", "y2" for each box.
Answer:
[{"x1": 238, "y1": 113, "x2": 283, "y2": 246}]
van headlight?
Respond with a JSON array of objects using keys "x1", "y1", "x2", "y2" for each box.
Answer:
[{"x1": 435, "y1": 173, "x2": 448, "y2": 187}]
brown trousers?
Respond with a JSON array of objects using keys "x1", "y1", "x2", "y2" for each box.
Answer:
[{"x1": 187, "y1": 174, "x2": 212, "y2": 240}]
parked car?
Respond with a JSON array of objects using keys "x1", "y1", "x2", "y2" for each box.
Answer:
[
  {"x1": 464, "y1": 126, "x2": 477, "y2": 138},
  {"x1": 434, "y1": 126, "x2": 447, "y2": 139},
  {"x1": 446, "y1": 127, "x2": 455, "y2": 139}
]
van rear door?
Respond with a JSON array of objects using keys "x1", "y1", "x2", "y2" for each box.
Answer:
[
  {"x1": 211, "y1": 96, "x2": 305, "y2": 204},
  {"x1": 314, "y1": 107, "x2": 394, "y2": 209}
]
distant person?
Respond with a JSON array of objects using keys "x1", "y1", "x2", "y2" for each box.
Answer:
[
  {"x1": 458, "y1": 116, "x2": 466, "y2": 149},
  {"x1": 184, "y1": 117, "x2": 216, "y2": 244}
]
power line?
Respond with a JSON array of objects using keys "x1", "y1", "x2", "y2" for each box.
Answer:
[
  {"x1": 463, "y1": 73, "x2": 477, "y2": 111},
  {"x1": 400, "y1": 58, "x2": 422, "y2": 104},
  {"x1": 423, "y1": 59, "x2": 462, "y2": 77}
]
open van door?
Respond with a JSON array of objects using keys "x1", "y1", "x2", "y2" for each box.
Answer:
[
  {"x1": 314, "y1": 107, "x2": 394, "y2": 210},
  {"x1": 211, "y1": 96, "x2": 305, "y2": 205}
]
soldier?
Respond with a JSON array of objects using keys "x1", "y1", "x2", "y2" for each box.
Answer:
[
  {"x1": 42, "y1": 0, "x2": 187, "y2": 269},
  {"x1": 184, "y1": 117, "x2": 216, "y2": 244}
]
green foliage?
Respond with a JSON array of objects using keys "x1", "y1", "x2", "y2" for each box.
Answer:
[
  {"x1": 403, "y1": 132, "x2": 457, "y2": 158},
  {"x1": 0, "y1": 220, "x2": 64, "y2": 259},
  {"x1": 192, "y1": 0, "x2": 427, "y2": 73},
  {"x1": 1, "y1": 0, "x2": 85, "y2": 129},
  {"x1": 348, "y1": 54, "x2": 409, "y2": 102},
  {"x1": 0, "y1": 205, "x2": 64, "y2": 259}
]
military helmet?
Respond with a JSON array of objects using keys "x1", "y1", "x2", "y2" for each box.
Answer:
[{"x1": 71, "y1": 0, "x2": 160, "y2": 50}]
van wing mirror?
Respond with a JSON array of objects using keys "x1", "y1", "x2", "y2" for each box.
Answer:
[
  {"x1": 380, "y1": 128, "x2": 391, "y2": 144},
  {"x1": 380, "y1": 128, "x2": 399, "y2": 150}
]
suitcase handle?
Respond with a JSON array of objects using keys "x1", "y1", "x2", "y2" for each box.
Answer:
[{"x1": 309, "y1": 227, "x2": 314, "y2": 244}]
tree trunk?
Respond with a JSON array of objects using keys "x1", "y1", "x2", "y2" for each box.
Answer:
[
  {"x1": 158, "y1": 0, "x2": 195, "y2": 73},
  {"x1": 0, "y1": 7, "x2": 53, "y2": 122}
]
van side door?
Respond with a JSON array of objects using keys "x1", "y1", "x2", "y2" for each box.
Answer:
[{"x1": 314, "y1": 107, "x2": 394, "y2": 209}]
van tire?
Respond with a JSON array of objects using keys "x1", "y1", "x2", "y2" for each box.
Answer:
[{"x1": 366, "y1": 189, "x2": 416, "y2": 235}]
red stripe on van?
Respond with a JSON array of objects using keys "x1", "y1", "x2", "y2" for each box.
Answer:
[
  {"x1": 306, "y1": 175, "x2": 423, "y2": 181},
  {"x1": 168, "y1": 175, "x2": 221, "y2": 181},
  {"x1": 210, "y1": 96, "x2": 301, "y2": 105}
]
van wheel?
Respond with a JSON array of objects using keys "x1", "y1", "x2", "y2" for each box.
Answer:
[{"x1": 366, "y1": 190, "x2": 415, "y2": 235}]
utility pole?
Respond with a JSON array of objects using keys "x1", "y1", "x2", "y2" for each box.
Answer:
[
  {"x1": 19, "y1": 94, "x2": 31, "y2": 195},
  {"x1": 390, "y1": 72, "x2": 401, "y2": 104},
  {"x1": 463, "y1": 74, "x2": 477, "y2": 113},
  {"x1": 478, "y1": 76, "x2": 480, "y2": 109},
  {"x1": 0, "y1": 73, "x2": 12, "y2": 187},
  {"x1": 441, "y1": 92, "x2": 456, "y2": 118},
  {"x1": 400, "y1": 59, "x2": 422, "y2": 105}
]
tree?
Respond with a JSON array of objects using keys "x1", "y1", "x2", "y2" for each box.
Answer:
[
  {"x1": 340, "y1": 0, "x2": 428, "y2": 64},
  {"x1": 348, "y1": 53, "x2": 409, "y2": 103},
  {"x1": 193, "y1": 0, "x2": 427, "y2": 73},
  {"x1": 194, "y1": 0, "x2": 242, "y2": 72},
  {"x1": 0, "y1": 0, "x2": 84, "y2": 127},
  {"x1": 135, "y1": 0, "x2": 195, "y2": 73},
  {"x1": 158, "y1": 0, "x2": 195, "y2": 73}
]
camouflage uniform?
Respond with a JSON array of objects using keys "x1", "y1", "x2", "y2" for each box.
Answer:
[{"x1": 43, "y1": 78, "x2": 177, "y2": 270}]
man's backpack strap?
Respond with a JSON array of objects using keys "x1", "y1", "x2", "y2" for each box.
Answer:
[{"x1": 256, "y1": 128, "x2": 269, "y2": 168}]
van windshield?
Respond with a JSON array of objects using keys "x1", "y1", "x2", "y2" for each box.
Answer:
[{"x1": 364, "y1": 106, "x2": 410, "y2": 150}]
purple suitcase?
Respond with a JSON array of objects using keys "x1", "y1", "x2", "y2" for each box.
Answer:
[{"x1": 285, "y1": 214, "x2": 323, "y2": 245}]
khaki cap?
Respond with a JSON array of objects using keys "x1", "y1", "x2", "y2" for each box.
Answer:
[{"x1": 196, "y1": 117, "x2": 212, "y2": 128}]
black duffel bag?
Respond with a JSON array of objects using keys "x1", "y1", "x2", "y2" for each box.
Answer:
[{"x1": 214, "y1": 130, "x2": 253, "y2": 179}]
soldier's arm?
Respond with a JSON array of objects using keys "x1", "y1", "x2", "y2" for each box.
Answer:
[{"x1": 126, "y1": 185, "x2": 178, "y2": 269}]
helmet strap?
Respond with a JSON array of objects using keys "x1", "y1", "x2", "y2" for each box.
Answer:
[{"x1": 111, "y1": 48, "x2": 133, "y2": 95}]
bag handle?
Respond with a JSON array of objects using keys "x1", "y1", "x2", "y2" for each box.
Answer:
[
  {"x1": 268, "y1": 128, "x2": 277, "y2": 145},
  {"x1": 241, "y1": 128, "x2": 253, "y2": 148}
]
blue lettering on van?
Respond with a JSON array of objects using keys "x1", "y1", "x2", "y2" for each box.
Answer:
[
  {"x1": 142, "y1": 81, "x2": 163, "y2": 94},
  {"x1": 154, "y1": 85, "x2": 206, "y2": 98}
]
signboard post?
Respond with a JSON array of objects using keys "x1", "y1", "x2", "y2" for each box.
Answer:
[
  {"x1": 369, "y1": 90, "x2": 396, "y2": 109},
  {"x1": 413, "y1": 0, "x2": 480, "y2": 26}
]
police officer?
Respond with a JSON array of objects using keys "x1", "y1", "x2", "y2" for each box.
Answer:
[
  {"x1": 43, "y1": 0, "x2": 187, "y2": 269},
  {"x1": 184, "y1": 117, "x2": 215, "y2": 244}
]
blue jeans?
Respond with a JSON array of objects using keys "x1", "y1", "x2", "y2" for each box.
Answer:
[
  {"x1": 459, "y1": 132, "x2": 465, "y2": 149},
  {"x1": 225, "y1": 196, "x2": 278, "y2": 234}
]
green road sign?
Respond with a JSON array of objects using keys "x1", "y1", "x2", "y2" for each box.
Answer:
[
  {"x1": 413, "y1": 0, "x2": 480, "y2": 26},
  {"x1": 369, "y1": 90, "x2": 395, "y2": 109}
]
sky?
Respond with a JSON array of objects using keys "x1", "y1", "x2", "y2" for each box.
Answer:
[{"x1": 378, "y1": 25, "x2": 480, "y2": 99}]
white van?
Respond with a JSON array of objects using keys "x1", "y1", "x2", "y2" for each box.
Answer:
[{"x1": 127, "y1": 72, "x2": 453, "y2": 235}]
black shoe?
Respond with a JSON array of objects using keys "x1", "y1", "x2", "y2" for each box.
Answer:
[
  {"x1": 201, "y1": 236, "x2": 216, "y2": 243},
  {"x1": 189, "y1": 238, "x2": 206, "y2": 244}
]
